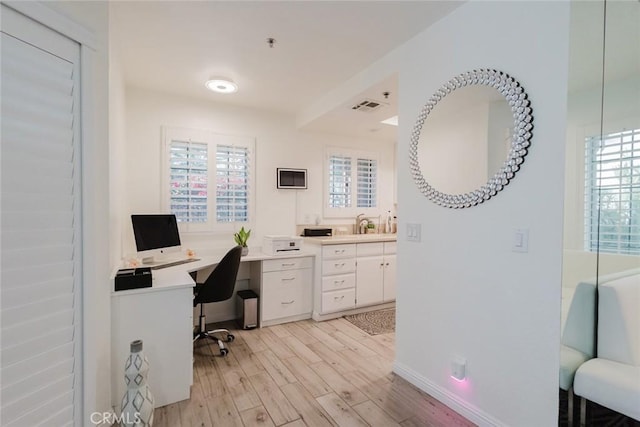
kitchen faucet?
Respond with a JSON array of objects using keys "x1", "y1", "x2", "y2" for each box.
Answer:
[{"x1": 355, "y1": 213, "x2": 365, "y2": 234}]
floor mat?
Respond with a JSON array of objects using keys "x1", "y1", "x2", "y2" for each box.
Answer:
[{"x1": 344, "y1": 308, "x2": 395, "y2": 335}]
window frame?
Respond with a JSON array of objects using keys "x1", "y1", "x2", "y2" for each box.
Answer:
[
  {"x1": 324, "y1": 146, "x2": 380, "y2": 218},
  {"x1": 162, "y1": 127, "x2": 255, "y2": 234}
]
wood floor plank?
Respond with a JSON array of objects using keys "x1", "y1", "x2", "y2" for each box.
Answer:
[
  {"x1": 152, "y1": 406, "x2": 168, "y2": 427},
  {"x1": 315, "y1": 392, "x2": 369, "y2": 427},
  {"x1": 281, "y1": 420, "x2": 308, "y2": 427},
  {"x1": 267, "y1": 324, "x2": 292, "y2": 338},
  {"x1": 239, "y1": 405, "x2": 276, "y2": 427},
  {"x1": 280, "y1": 382, "x2": 337, "y2": 427},
  {"x1": 307, "y1": 341, "x2": 357, "y2": 376},
  {"x1": 237, "y1": 328, "x2": 269, "y2": 353},
  {"x1": 249, "y1": 371, "x2": 301, "y2": 425},
  {"x1": 328, "y1": 318, "x2": 369, "y2": 340},
  {"x1": 178, "y1": 380, "x2": 213, "y2": 427},
  {"x1": 205, "y1": 393, "x2": 243, "y2": 427},
  {"x1": 164, "y1": 402, "x2": 182, "y2": 427},
  {"x1": 211, "y1": 349, "x2": 263, "y2": 412},
  {"x1": 258, "y1": 327, "x2": 296, "y2": 359},
  {"x1": 283, "y1": 322, "x2": 318, "y2": 345},
  {"x1": 359, "y1": 336, "x2": 395, "y2": 361},
  {"x1": 254, "y1": 349, "x2": 298, "y2": 386},
  {"x1": 330, "y1": 330, "x2": 377, "y2": 357},
  {"x1": 352, "y1": 400, "x2": 401, "y2": 427},
  {"x1": 315, "y1": 319, "x2": 339, "y2": 334},
  {"x1": 231, "y1": 340, "x2": 265, "y2": 377},
  {"x1": 282, "y1": 336, "x2": 322, "y2": 365},
  {"x1": 305, "y1": 324, "x2": 347, "y2": 351},
  {"x1": 282, "y1": 356, "x2": 333, "y2": 398},
  {"x1": 309, "y1": 361, "x2": 368, "y2": 407},
  {"x1": 369, "y1": 332, "x2": 394, "y2": 350}
]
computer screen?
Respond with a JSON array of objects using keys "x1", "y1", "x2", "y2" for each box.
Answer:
[{"x1": 131, "y1": 214, "x2": 181, "y2": 255}]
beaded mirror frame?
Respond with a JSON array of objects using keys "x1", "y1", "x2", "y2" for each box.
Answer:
[{"x1": 408, "y1": 69, "x2": 534, "y2": 209}]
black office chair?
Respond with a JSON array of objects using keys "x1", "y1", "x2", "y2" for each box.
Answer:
[{"x1": 193, "y1": 245, "x2": 243, "y2": 356}]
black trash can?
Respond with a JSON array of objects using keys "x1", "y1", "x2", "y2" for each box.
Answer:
[{"x1": 236, "y1": 290, "x2": 258, "y2": 329}]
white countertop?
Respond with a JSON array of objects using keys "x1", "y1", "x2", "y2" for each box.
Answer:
[
  {"x1": 303, "y1": 234, "x2": 397, "y2": 245},
  {"x1": 111, "y1": 249, "x2": 315, "y2": 296}
]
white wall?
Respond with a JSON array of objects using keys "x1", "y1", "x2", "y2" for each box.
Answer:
[
  {"x1": 394, "y1": 2, "x2": 570, "y2": 426},
  {"x1": 121, "y1": 87, "x2": 396, "y2": 260}
]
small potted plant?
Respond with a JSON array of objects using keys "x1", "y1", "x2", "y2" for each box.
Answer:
[{"x1": 234, "y1": 226, "x2": 251, "y2": 256}]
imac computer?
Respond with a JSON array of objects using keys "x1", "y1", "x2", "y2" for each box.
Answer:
[{"x1": 131, "y1": 214, "x2": 182, "y2": 265}]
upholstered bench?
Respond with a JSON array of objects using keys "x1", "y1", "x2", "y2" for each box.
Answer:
[{"x1": 573, "y1": 274, "x2": 640, "y2": 423}]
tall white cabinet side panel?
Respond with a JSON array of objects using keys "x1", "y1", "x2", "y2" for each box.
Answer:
[{"x1": 111, "y1": 287, "x2": 193, "y2": 410}]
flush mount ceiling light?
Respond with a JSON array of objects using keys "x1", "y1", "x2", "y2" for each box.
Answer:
[{"x1": 205, "y1": 77, "x2": 238, "y2": 94}]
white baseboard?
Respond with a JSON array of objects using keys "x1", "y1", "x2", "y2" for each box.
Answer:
[{"x1": 393, "y1": 361, "x2": 505, "y2": 427}]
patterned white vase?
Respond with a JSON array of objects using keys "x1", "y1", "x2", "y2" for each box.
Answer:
[{"x1": 121, "y1": 340, "x2": 154, "y2": 427}]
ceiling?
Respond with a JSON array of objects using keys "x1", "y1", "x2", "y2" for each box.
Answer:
[{"x1": 111, "y1": 1, "x2": 463, "y2": 141}]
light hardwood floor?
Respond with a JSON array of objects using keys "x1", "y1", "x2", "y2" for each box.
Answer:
[{"x1": 153, "y1": 318, "x2": 475, "y2": 427}]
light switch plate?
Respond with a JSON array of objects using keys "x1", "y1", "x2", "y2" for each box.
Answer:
[
  {"x1": 406, "y1": 223, "x2": 421, "y2": 242},
  {"x1": 512, "y1": 228, "x2": 529, "y2": 253}
]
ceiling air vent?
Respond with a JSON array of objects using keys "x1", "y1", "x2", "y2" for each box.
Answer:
[{"x1": 351, "y1": 98, "x2": 383, "y2": 112}]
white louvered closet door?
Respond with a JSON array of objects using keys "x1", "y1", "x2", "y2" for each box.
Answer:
[{"x1": 1, "y1": 5, "x2": 82, "y2": 427}]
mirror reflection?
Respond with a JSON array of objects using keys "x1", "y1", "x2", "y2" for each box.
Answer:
[
  {"x1": 560, "y1": 0, "x2": 639, "y2": 424},
  {"x1": 417, "y1": 85, "x2": 512, "y2": 195}
]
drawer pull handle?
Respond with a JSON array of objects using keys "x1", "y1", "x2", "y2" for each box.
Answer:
[
  {"x1": 334, "y1": 263, "x2": 345, "y2": 268},
  {"x1": 282, "y1": 263, "x2": 296, "y2": 267},
  {"x1": 334, "y1": 280, "x2": 345, "y2": 285},
  {"x1": 334, "y1": 295, "x2": 345, "y2": 301},
  {"x1": 281, "y1": 300, "x2": 295, "y2": 305},
  {"x1": 282, "y1": 277, "x2": 296, "y2": 281},
  {"x1": 334, "y1": 249, "x2": 345, "y2": 254}
]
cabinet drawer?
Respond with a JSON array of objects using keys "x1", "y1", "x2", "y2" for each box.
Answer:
[
  {"x1": 322, "y1": 244, "x2": 356, "y2": 259},
  {"x1": 262, "y1": 256, "x2": 312, "y2": 272},
  {"x1": 322, "y1": 273, "x2": 355, "y2": 292},
  {"x1": 322, "y1": 289, "x2": 356, "y2": 313},
  {"x1": 357, "y1": 242, "x2": 384, "y2": 256},
  {"x1": 322, "y1": 258, "x2": 356, "y2": 275},
  {"x1": 384, "y1": 242, "x2": 397, "y2": 255},
  {"x1": 262, "y1": 271, "x2": 312, "y2": 321},
  {"x1": 263, "y1": 269, "x2": 311, "y2": 288}
]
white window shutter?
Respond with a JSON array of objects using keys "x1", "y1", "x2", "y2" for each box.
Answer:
[{"x1": 1, "y1": 16, "x2": 82, "y2": 427}]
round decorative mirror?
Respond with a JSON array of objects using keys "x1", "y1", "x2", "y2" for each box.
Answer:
[{"x1": 409, "y1": 69, "x2": 533, "y2": 208}]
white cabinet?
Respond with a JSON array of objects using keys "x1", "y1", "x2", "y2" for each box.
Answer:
[
  {"x1": 251, "y1": 256, "x2": 313, "y2": 326},
  {"x1": 383, "y1": 253, "x2": 396, "y2": 302},
  {"x1": 111, "y1": 285, "x2": 193, "y2": 410},
  {"x1": 310, "y1": 239, "x2": 396, "y2": 320},
  {"x1": 319, "y1": 244, "x2": 356, "y2": 314},
  {"x1": 356, "y1": 255, "x2": 384, "y2": 307},
  {"x1": 356, "y1": 242, "x2": 396, "y2": 307}
]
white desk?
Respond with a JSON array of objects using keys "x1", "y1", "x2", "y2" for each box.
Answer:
[{"x1": 110, "y1": 249, "x2": 314, "y2": 411}]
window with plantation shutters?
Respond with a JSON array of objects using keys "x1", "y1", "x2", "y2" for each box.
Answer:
[
  {"x1": 163, "y1": 128, "x2": 254, "y2": 231},
  {"x1": 169, "y1": 140, "x2": 208, "y2": 223},
  {"x1": 357, "y1": 158, "x2": 377, "y2": 208},
  {"x1": 1, "y1": 7, "x2": 82, "y2": 427},
  {"x1": 325, "y1": 148, "x2": 379, "y2": 217},
  {"x1": 216, "y1": 144, "x2": 250, "y2": 223},
  {"x1": 585, "y1": 128, "x2": 640, "y2": 255},
  {"x1": 329, "y1": 155, "x2": 352, "y2": 208}
]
